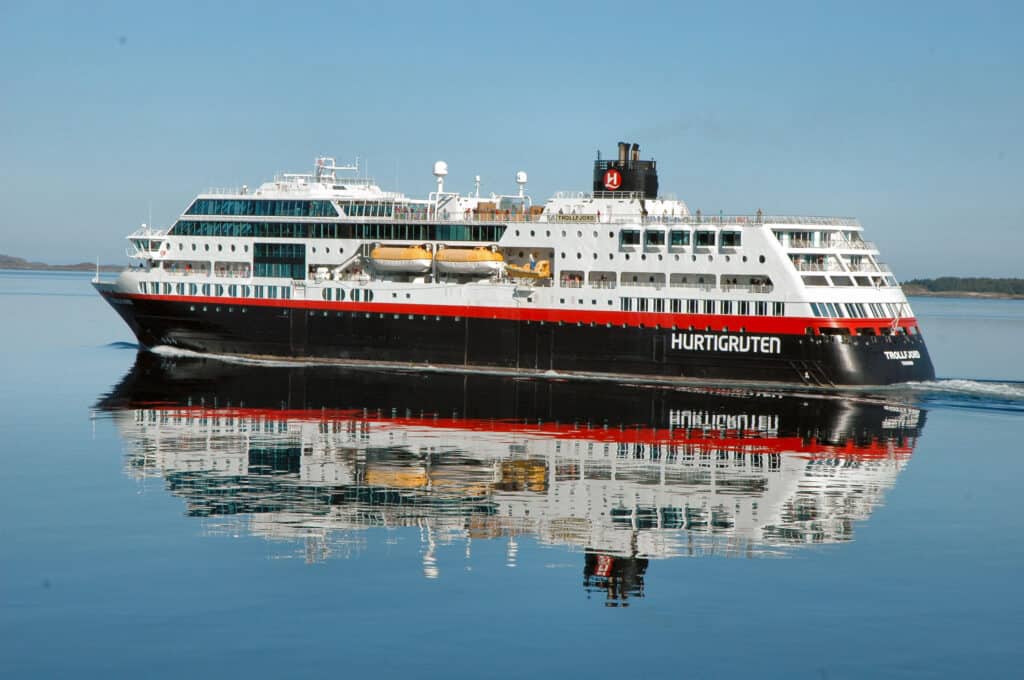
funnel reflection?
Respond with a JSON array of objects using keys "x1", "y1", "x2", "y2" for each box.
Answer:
[{"x1": 96, "y1": 353, "x2": 924, "y2": 604}]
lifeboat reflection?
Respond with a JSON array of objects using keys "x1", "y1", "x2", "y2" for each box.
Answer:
[{"x1": 96, "y1": 353, "x2": 925, "y2": 603}]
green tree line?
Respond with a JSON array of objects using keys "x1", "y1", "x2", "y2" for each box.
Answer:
[{"x1": 904, "y1": 277, "x2": 1024, "y2": 295}]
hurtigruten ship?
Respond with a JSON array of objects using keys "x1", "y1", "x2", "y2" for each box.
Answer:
[{"x1": 94, "y1": 142, "x2": 934, "y2": 386}]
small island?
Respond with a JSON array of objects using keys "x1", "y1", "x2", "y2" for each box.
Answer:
[
  {"x1": 903, "y1": 277, "x2": 1024, "y2": 300},
  {"x1": 0, "y1": 254, "x2": 121, "y2": 273}
]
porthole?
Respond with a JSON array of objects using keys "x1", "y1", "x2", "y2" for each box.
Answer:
[
  {"x1": 178, "y1": 243, "x2": 183, "y2": 250},
  {"x1": 674, "y1": 254, "x2": 680, "y2": 261},
  {"x1": 244, "y1": 245, "x2": 249, "y2": 252},
  {"x1": 708, "y1": 255, "x2": 713, "y2": 261},
  {"x1": 561, "y1": 252, "x2": 566, "y2": 259},
  {"x1": 759, "y1": 255, "x2": 766, "y2": 263},
  {"x1": 625, "y1": 254, "x2": 630, "y2": 261},
  {"x1": 326, "y1": 247, "x2": 330, "y2": 254},
  {"x1": 742, "y1": 255, "x2": 748, "y2": 262},
  {"x1": 576, "y1": 253, "x2": 582, "y2": 259},
  {"x1": 577, "y1": 230, "x2": 582, "y2": 238},
  {"x1": 546, "y1": 230, "x2": 551, "y2": 237},
  {"x1": 593, "y1": 253, "x2": 598, "y2": 259},
  {"x1": 641, "y1": 254, "x2": 647, "y2": 261},
  {"x1": 230, "y1": 244, "x2": 236, "y2": 252},
  {"x1": 204, "y1": 244, "x2": 210, "y2": 251},
  {"x1": 593, "y1": 231, "x2": 598, "y2": 238},
  {"x1": 191, "y1": 243, "x2": 196, "y2": 251},
  {"x1": 217, "y1": 244, "x2": 222, "y2": 252},
  {"x1": 562, "y1": 231, "x2": 566, "y2": 237},
  {"x1": 608, "y1": 253, "x2": 614, "y2": 260},
  {"x1": 515, "y1": 230, "x2": 520, "y2": 236},
  {"x1": 658, "y1": 254, "x2": 663, "y2": 261},
  {"x1": 691, "y1": 255, "x2": 696, "y2": 262},
  {"x1": 725, "y1": 255, "x2": 730, "y2": 262},
  {"x1": 609, "y1": 232, "x2": 614, "y2": 238},
  {"x1": 312, "y1": 247, "x2": 316, "y2": 253},
  {"x1": 530, "y1": 230, "x2": 535, "y2": 237}
]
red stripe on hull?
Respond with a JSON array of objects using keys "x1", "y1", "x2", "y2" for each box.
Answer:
[{"x1": 114, "y1": 292, "x2": 917, "y2": 337}]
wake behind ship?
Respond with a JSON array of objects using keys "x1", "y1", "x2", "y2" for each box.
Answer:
[{"x1": 94, "y1": 142, "x2": 934, "y2": 386}]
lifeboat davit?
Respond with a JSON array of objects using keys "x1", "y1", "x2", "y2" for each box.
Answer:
[
  {"x1": 368, "y1": 245, "x2": 433, "y2": 274},
  {"x1": 506, "y1": 259, "x2": 551, "y2": 280},
  {"x1": 435, "y1": 246, "x2": 504, "y2": 276}
]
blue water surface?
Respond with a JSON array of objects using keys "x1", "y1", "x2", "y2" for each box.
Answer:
[{"x1": 1, "y1": 270, "x2": 1022, "y2": 679}]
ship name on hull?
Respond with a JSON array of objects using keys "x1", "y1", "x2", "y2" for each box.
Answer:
[
  {"x1": 883, "y1": 350, "x2": 921, "y2": 360},
  {"x1": 670, "y1": 333, "x2": 782, "y2": 354}
]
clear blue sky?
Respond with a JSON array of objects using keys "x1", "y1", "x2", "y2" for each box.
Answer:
[{"x1": 1, "y1": 0, "x2": 1021, "y2": 278}]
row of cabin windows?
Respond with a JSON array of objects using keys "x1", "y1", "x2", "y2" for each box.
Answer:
[
  {"x1": 140, "y1": 280, "x2": 380, "y2": 302},
  {"x1": 169, "y1": 220, "x2": 506, "y2": 242},
  {"x1": 810, "y1": 301, "x2": 912, "y2": 319},
  {"x1": 186, "y1": 199, "x2": 338, "y2": 217},
  {"x1": 619, "y1": 298, "x2": 785, "y2": 316},
  {"x1": 140, "y1": 281, "x2": 291, "y2": 299},
  {"x1": 320, "y1": 288, "x2": 375, "y2": 302},
  {"x1": 620, "y1": 229, "x2": 741, "y2": 248}
]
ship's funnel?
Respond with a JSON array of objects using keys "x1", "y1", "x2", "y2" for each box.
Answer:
[{"x1": 594, "y1": 141, "x2": 659, "y2": 199}]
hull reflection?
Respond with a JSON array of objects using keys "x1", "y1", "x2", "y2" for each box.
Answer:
[{"x1": 96, "y1": 352, "x2": 925, "y2": 604}]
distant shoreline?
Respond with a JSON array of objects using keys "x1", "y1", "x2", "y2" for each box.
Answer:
[
  {"x1": 0, "y1": 254, "x2": 121, "y2": 273},
  {"x1": 903, "y1": 278, "x2": 1024, "y2": 300},
  {"x1": 905, "y1": 289, "x2": 1024, "y2": 301}
]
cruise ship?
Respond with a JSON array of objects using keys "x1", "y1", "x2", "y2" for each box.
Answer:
[
  {"x1": 96, "y1": 354, "x2": 924, "y2": 602},
  {"x1": 94, "y1": 142, "x2": 935, "y2": 386}
]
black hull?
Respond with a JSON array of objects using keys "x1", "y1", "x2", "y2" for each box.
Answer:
[{"x1": 96, "y1": 286, "x2": 935, "y2": 387}]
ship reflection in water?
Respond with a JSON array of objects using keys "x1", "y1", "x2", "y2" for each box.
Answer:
[{"x1": 95, "y1": 353, "x2": 925, "y2": 606}]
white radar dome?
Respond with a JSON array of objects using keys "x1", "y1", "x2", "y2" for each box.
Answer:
[
  {"x1": 515, "y1": 171, "x2": 528, "y2": 184},
  {"x1": 433, "y1": 161, "x2": 449, "y2": 177}
]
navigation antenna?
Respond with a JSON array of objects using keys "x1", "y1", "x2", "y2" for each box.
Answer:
[{"x1": 314, "y1": 156, "x2": 359, "y2": 183}]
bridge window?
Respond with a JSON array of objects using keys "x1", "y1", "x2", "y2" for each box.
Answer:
[
  {"x1": 695, "y1": 231, "x2": 716, "y2": 247},
  {"x1": 721, "y1": 231, "x2": 741, "y2": 247},
  {"x1": 669, "y1": 230, "x2": 690, "y2": 246},
  {"x1": 644, "y1": 230, "x2": 665, "y2": 246}
]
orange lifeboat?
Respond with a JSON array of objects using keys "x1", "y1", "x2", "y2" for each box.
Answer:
[
  {"x1": 435, "y1": 246, "x2": 504, "y2": 276},
  {"x1": 368, "y1": 244, "x2": 433, "y2": 274}
]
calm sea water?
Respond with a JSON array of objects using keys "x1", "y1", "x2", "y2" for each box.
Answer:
[{"x1": 2, "y1": 270, "x2": 1023, "y2": 678}]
